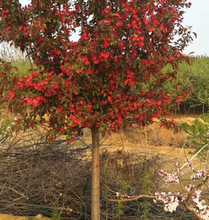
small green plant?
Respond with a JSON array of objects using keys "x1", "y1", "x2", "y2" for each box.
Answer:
[
  {"x1": 101, "y1": 163, "x2": 110, "y2": 219},
  {"x1": 114, "y1": 202, "x2": 124, "y2": 219},
  {"x1": 139, "y1": 173, "x2": 151, "y2": 220},
  {"x1": 114, "y1": 180, "x2": 132, "y2": 219},
  {"x1": 182, "y1": 114, "x2": 209, "y2": 156},
  {"x1": 140, "y1": 200, "x2": 151, "y2": 220},
  {"x1": 50, "y1": 198, "x2": 63, "y2": 220},
  {"x1": 49, "y1": 191, "x2": 63, "y2": 220},
  {"x1": 101, "y1": 162, "x2": 132, "y2": 219},
  {"x1": 51, "y1": 209, "x2": 62, "y2": 220}
]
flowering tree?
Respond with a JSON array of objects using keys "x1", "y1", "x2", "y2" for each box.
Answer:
[
  {"x1": 155, "y1": 167, "x2": 209, "y2": 220},
  {"x1": 0, "y1": 0, "x2": 193, "y2": 219},
  {"x1": 107, "y1": 157, "x2": 209, "y2": 220}
]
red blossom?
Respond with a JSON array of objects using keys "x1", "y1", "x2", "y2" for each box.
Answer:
[
  {"x1": 168, "y1": 56, "x2": 174, "y2": 62},
  {"x1": 31, "y1": 72, "x2": 38, "y2": 77},
  {"x1": 8, "y1": 90, "x2": 15, "y2": 99},
  {"x1": 60, "y1": 127, "x2": 65, "y2": 133},
  {"x1": 100, "y1": 52, "x2": 110, "y2": 59},
  {"x1": 176, "y1": 96, "x2": 183, "y2": 105},
  {"x1": 81, "y1": 56, "x2": 90, "y2": 65}
]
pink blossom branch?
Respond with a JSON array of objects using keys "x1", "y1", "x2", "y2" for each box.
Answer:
[
  {"x1": 107, "y1": 195, "x2": 156, "y2": 203},
  {"x1": 182, "y1": 201, "x2": 202, "y2": 220}
]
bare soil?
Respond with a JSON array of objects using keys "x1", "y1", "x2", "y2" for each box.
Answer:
[
  {"x1": 0, "y1": 214, "x2": 50, "y2": 220},
  {"x1": 101, "y1": 117, "x2": 202, "y2": 169}
]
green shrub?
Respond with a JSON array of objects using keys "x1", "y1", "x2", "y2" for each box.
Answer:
[
  {"x1": 12, "y1": 58, "x2": 33, "y2": 76},
  {"x1": 182, "y1": 114, "x2": 209, "y2": 157}
]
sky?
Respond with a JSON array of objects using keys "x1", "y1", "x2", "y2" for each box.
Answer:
[{"x1": 19, "y1": 0, "x2": 209, "y2": 56}]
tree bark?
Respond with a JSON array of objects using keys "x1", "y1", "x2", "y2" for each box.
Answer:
[
  {"x1": 91, "y1": 125, "x2": 100, "y2": 220},
  {"x1": 202, "y1": 103, "x2": 205, "y2": 115}
]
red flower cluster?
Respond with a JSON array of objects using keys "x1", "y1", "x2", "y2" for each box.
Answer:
[{"x1": 0, "y1": 0, "x2": 192, "y2": 137}]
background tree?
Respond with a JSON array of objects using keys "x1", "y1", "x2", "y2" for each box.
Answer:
[
  {"x1": 0, "y1": 0, "x2": 193, "y2": 219},
  {"x1": 179, "y1": 56, "x2": 209, "y2": 114},
  {"x1": 162, "y1": 56, "x2": 209, "y2": 115}
]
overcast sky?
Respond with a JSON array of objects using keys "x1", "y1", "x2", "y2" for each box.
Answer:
[{"x1": 19, "y1": 0, "x2": 209, "y2": 56}]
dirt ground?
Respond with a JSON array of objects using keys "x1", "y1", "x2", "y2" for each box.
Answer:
[
  {"x1": 0, "y1": 214, "x2": 51, "y2": 220},
  {"x1": 0, "y1": 117, "x2": 206, "y2": 220},
  {"x1": 102, "y1": 117, "x2": 199, "y2": 161}
]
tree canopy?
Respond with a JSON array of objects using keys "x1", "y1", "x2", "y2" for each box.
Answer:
[{"x1": 0, "y1": 0, "x2": 193, "y2": 139}]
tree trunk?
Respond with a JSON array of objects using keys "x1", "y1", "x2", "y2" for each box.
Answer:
[
  {"x1": 91, "y1": 126, "x2": 100, "y2": 220},
  {"x1": 202, "y1": 103, "x2": 205, "y2": 115}
]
